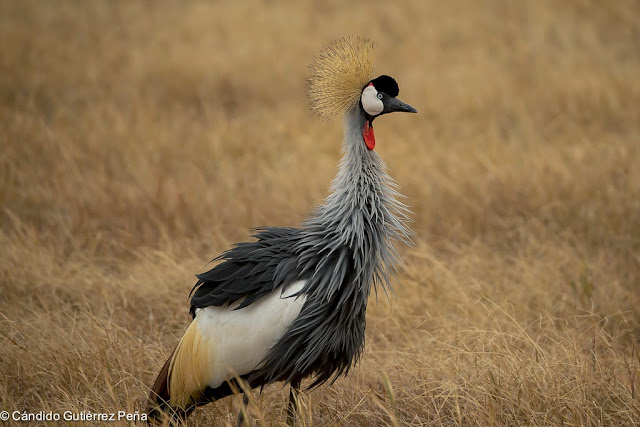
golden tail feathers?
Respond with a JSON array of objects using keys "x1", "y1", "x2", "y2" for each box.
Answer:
[{"x1": 147, "y1": 320, "x2": 214, "y2": 424}]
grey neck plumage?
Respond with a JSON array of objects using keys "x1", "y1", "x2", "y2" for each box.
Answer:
[{"x1": 300, "y1": 105, "x2": 411, "y2": 299}]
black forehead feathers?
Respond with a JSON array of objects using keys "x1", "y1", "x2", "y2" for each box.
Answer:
[{"x1": 369, "y1": 75, "x2": 399, "y2": 97}]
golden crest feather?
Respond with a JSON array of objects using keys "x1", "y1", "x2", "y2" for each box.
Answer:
[{"x1": 308, "y1": 36, "x2": 375, "y2": 120}]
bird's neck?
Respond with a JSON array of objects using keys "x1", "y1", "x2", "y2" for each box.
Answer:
[
  {"x1": 305, "y1": 107, "x2": 410, "y2": 291},
  {"x1": 330, "y1": 108, "x2": 388, "y2": 218}
]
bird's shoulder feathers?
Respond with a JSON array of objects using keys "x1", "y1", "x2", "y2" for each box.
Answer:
[{"x1": 189, "y1": 227, "x2": 304, "y2": 316}]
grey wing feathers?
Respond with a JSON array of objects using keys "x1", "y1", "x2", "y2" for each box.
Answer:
[{"x1": 189, "y1": 227, "x2": 303, "y2": 316}]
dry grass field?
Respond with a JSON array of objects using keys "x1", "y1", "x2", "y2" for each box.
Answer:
[{"x1": 2, "y1": 0, "x2": 640, "y2": 425}]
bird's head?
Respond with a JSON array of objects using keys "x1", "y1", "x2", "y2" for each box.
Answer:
[
  {"x1": 360, "y1": 75, "x2": 417, "y2": 150},
  {"x1": 307, "y1": 37, "x2": 417, "y2": 151}
]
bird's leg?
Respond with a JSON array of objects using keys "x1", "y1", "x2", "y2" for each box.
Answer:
[
  {"x1": 286, "y1": 379, "x2": 302, "y2": 426},
  {"x1": 236, "y1": 392, "x2": 250, "y2": 427}
]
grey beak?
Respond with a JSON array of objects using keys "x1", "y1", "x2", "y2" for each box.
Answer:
[{"x1": 384, "y1": 97, "x2": 418, "y2": 114}]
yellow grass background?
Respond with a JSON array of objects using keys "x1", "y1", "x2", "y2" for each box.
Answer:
[{"x1": 2, "y1": 0, "x2": 639, "y2": 425}]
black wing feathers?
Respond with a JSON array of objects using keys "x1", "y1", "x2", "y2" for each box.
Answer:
[{"x1": 189, "y1": 227, "x2": 303, "y2": 316}]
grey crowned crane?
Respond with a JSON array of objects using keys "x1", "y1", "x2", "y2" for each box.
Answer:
[{"x1": 147, "y1": 36, "x2": 417, "y2": 425}]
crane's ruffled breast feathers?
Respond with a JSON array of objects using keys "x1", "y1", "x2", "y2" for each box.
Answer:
[{"x1": 307, "y1": 36, "x2": 374, "y2": 120}]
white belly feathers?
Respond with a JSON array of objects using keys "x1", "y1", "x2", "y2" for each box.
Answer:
[{"x1": 194, "y1": 280, "x2": 307, "y2": 388}]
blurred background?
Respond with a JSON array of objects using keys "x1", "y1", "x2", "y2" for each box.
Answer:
[{"x1": 1, "y1": 1, "x2": 639, "y2": 425}]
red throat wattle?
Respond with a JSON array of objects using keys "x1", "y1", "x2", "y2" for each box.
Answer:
[{"x1": 363, "y1": 120, "x2": 375, "y2": 150}]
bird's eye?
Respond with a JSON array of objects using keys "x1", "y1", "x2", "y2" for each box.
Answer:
[{"x1": 377, "y1": 93, "x2": 383, "y2": 99}]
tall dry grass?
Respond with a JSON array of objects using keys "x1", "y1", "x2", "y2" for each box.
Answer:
[{"x1": 1, "y1": 0, "x2": 639, "y2": 425}]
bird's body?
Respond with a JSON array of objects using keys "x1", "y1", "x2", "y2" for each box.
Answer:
[{"x1": 147, "y1": 37, "x2": 416, "y2": 424}]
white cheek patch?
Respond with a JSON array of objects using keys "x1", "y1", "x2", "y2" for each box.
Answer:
[{"x1": 361, "y1": 85, "x2": 384, "y2": 116}]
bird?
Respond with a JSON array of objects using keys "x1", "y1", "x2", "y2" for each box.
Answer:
[{"x1": 146, "y1": 36, "x2": 417, "y2": 425}]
